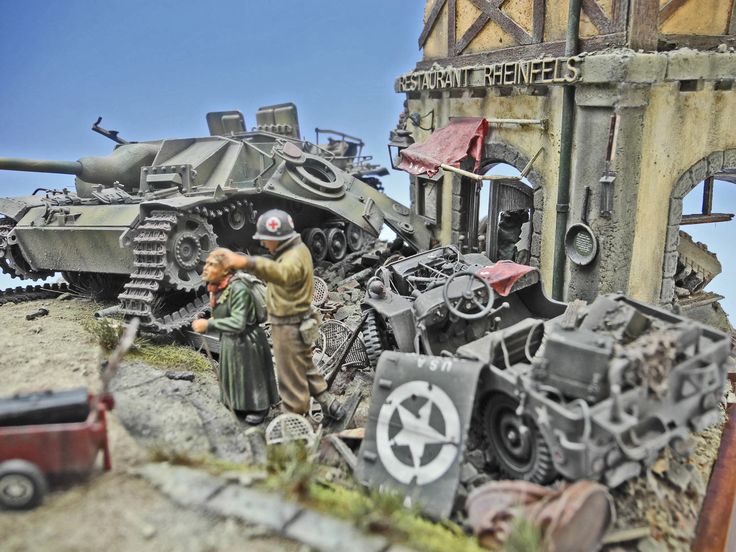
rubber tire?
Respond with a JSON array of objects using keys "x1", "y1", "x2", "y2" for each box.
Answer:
[
  {"x1": 325, "y1": 228, "x2": 347, "y2": 262},
  {"x1": 482, "y1": 393, "x2": 556, "y2": 484},
  {"x1": 361, "y1": 310, "x2": 384, "y2": 369},
  {"x1": 0, "y1": 460, "x2": 47, "y2": 510},
  {"x1": 303, "y1": 228, "x2": 328, "y2": 262}
]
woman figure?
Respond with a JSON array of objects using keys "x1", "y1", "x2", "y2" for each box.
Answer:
[{"x1": 192, "y1": 249, "x2": 279, "y2": 424}]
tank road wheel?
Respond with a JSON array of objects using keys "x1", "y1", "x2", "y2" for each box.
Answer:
[
  {"x1": 0, "y1": 460, "x2": 47, "y2": 510},
  {"x1": 326, "y1": 228, "x2": 347, "y2": 262},
  {"x1": 345, "y1": 223, "x2": 365, "y2": 253},
  {"x1": 361, "y1": 309, "x2": 385, "y2": 369},
  {"x1": 165, "y1": 213, "x2": 217, "y2": 291},
  {"x1": 483, "y1": 393, "x2": 556, "y2": 484},
  {"x1": 303, "y1": 228, "x2": 328, "y2": 262},
  {"x1": 0, "y1": 219, "x2": 53, "y2": 281}
]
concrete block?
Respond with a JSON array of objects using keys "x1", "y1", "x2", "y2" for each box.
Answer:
[
  {"x1": 668, "y1": 199, "x2": 683, "y2": 223},
  {"x1": 531, "y1": 232, "x2": 542, "y2": 257},
  {"x1": 530, "y1": 257, "x2": 540, "y2": 268},
  {"x1": 660, "y1": 277, "x2": 675, "y2": 303},
  {"x1": 665, "y1": 51, "x2": 711, "y2": 81},
  {"x1": 284, "y1": 510, "x2": 389, "y2": 552},
  {"x1": 532, "y1": 209, "x2": 544, "y2": 231},
  {"x1": 451, "y1": 214, "x2": 462, "y2": 231},
  {"x1": 724, "y1": 149, "x2": 736, "y2": 170},
  {"x1": 688, "y1": 159, "x2": 708, "y2": 185},
  {"x1": 663, "y1": 251, "x2": 679, "y2": 278},
  {"x1": 709, "y1": 52, "x2": 736, "y2": 80},
  {"x1": 578, "y1": 54, "x2": 626, "y2": 84},
  {"x1": 665, "y1": 224, "x2": 681, "y2": 253},
  {"x1": 624, "y1": 54, "x2": 667, "y2": 83},
  {"x1": 134, "y1": 464, "x2": 226, "y2": 509},
  {"x1": 707, "y1": 151, "x2": 724, "y2": 174},
  {"x1": 533, "y1": 188, "x2": 545, "y2": 210},
  {"x1": 207, "y1": 485, "x2": 301, "y2": 531},
  {"x1": 451, "y1": 194, "x2": 462, "y2": 211}
]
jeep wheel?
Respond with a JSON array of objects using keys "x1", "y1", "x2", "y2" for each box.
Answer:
[
  {"x1": 0, "y1": 460, "x2": 47, "y2": 510},
  {"x1": 361, "y1": 310, "x2": 384, "y2": 369},
  {"x1": 483, "y1": 393, "x2": 556, "y2": 484}
]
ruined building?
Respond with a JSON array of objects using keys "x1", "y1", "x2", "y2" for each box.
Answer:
[{"x1": 390, "y1": 0, "x2": 735, "y2": 330}]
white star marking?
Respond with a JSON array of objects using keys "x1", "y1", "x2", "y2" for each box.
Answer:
[{"x1": 391, "y1": 400, "x2": 449, "y2": 469}]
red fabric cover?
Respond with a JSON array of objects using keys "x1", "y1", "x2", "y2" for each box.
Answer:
[
  {"x1": 396, "y1": 117, "x2": 489, "y2": 177},
  {"x1": 476, "y1": 261, "x2": 535, "y2": 297},
  {"x1": 208, "y1": 273, "x2": 233, "y2": 307}
]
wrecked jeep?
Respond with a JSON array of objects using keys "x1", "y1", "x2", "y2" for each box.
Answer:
[
  {"x1": 360, "y1": 245, "x2": 566, "y2": 366},
  {"x1": 357, "y1": 247, "x2": 730, "y2": 518}
]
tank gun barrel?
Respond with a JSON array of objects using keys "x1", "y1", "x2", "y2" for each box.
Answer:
[
  {"x1": 0, "y1": 143, "x2": 159, "y2": 190},
  {"x1": 0, "y1": 157, "x2": 83, "y2": 176}
]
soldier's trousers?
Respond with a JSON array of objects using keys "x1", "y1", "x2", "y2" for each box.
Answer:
[{"x1": 271, "y1": 322, "x2": 328, "y2": 414}]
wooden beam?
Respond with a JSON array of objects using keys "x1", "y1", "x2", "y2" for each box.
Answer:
[
  {"x1": 532, "y1": 0, "x2": 546, "y2": 42},
  {"x1": 660, "y1": 0, "x2": 690, "y2": 23},
  {"x1": 702, "y1": 176, "x2": 714, "y2": 215},
  {"x1": 681, "y1": 213, "x2": 734, "y2": 225},
  {"x1": 729, "y1": 0, "x2": 736, "y2": 35},
  {"x1": 447, "y1": 0, "x2": 456, "y2": 57},
  {"x1": 418, "y1": 0, "x2": 447, "y2": 49},
  {"x1": 629, "y1": 0, "x2": 660, "y2": 51}
]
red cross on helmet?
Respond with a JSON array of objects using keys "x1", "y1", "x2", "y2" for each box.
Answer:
[{"x1": 252, "y1": 209, "x2": 298, "y2": 241}]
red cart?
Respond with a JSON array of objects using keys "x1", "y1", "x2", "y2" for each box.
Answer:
[{"x1": 0, "y1": 389, "x2": 114, "y2": 510}]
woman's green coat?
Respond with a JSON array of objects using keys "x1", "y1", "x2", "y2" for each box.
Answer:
[{"x1": 208, "y1": 278, "x2": 279, "y2": 412}]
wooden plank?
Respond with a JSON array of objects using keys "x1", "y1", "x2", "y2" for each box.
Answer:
[
  {"x1": 629, "y1": 0, "x2": 659, "y2": 51},
  {"x1": 660, "y1": 34, "x2": 736, "y2": 49},
  {"x1": 456, "y1": 10, "x2": 491, "y2": 54},
  {"x1": 418, "y1": 0, "x2": 447, "y2": 48},
  {"x1": 680, "y1": 213, "x2": 734, "y2": 225},
  {"x1": 729, "y1": 0, "x2": 736, "y2": 35},
  {"x1": 447, "y1": 0, "x2": 457, "y2": 57},
  {"x1": 660, "y1": 0, "x2": 690, "y2": 24},
  {"x1": 532, "y1": 0, "x2": 545, "y2": 42}
]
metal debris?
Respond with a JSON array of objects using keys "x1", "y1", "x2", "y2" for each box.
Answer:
[
  {"x1": 25, "y1": 307, "x2": 49, "y2": 321},
  {"x1": 265, "y1": 414, "x2": 316, "y2": 447}
]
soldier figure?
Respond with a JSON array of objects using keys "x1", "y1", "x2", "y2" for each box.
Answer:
[{"x1": 212, "y1": 209, "x2": 346, "y2": 420}]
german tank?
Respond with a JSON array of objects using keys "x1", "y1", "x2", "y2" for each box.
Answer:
[{"x1": 0, "y1": 103, "x2": 431, "y2": 332}]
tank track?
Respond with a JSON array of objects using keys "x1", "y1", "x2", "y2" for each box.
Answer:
[
  {"x1": 0, "y1": 283, "x2": 70, "y2": 306},
  {"x1": 118, "y1": 211, "x2": 210, "y2": 333},
  {"x1": 0, "y1": 218, "x2": 53, "y2": 281}
]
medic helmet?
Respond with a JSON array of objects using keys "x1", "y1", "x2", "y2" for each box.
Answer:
[{"x1": 252, "y1": 209, "x2": 298, "y2": 241}]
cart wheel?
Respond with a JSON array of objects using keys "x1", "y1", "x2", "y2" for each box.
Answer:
[{"x1": 0, "y1": 460, "x2": 47, "y2": 510}]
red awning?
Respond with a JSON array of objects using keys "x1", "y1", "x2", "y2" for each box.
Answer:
[
  {"x1": 396, "y1": 117, "x2": 488, "y2": 177},
  {"x1": 476, "y1": 261, "x2": 535, "y2": 297}
]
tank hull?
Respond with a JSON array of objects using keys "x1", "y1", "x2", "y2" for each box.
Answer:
[{"x1": 14, "y1": 205, "x2": 138, "y2": 274}]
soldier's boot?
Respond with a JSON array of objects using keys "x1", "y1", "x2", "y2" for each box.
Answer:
[{"x1": 315, "y1": 391, "x2": 346, "y2": 421}]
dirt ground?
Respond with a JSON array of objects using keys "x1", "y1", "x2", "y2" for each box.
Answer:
[{"x1": 0, "y1": 297, "x2": 300, "y2": 552}]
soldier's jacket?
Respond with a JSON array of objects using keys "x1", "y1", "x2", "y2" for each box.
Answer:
[{"x1": 251, "y1": 236, "x2": 313, "y2": 318}]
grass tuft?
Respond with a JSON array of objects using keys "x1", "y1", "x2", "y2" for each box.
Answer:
[{"x1": 129, "y1": 343, "x2": 211, "y2": 372}]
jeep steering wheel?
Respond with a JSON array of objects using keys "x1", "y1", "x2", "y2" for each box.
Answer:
[{"x1": 442, "y1": 271, "x2": 495, "y2": 321}]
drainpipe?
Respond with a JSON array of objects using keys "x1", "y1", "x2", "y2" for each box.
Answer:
[{"x1": 552, "y1": 0, "x2": 583, "y2": 300}]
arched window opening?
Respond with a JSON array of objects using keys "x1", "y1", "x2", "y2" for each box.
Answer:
[
  {"x1": 678, "y1": 177, "x2": 735, "y2": 329},
  {"x1": 475, "y1": 162, "x2": 533, "y2": 263}
]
